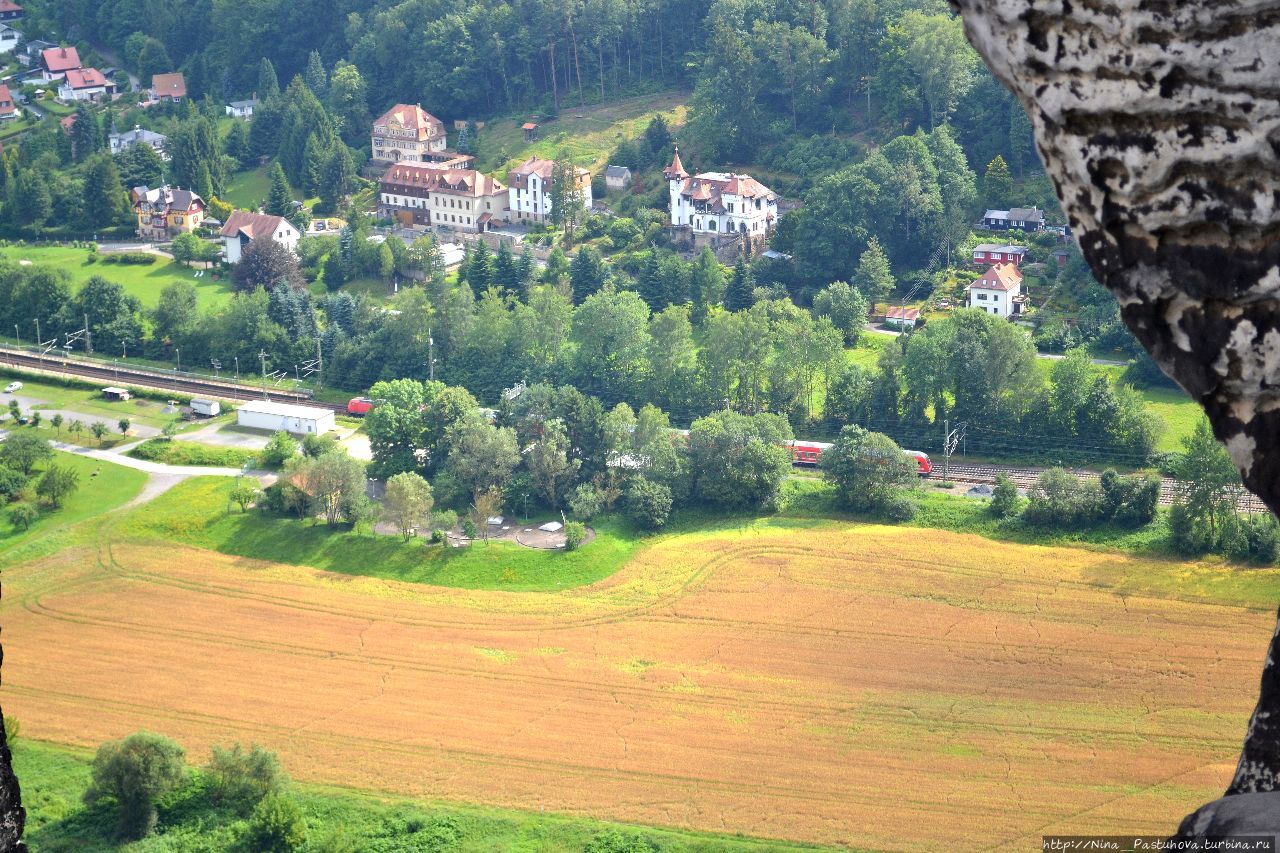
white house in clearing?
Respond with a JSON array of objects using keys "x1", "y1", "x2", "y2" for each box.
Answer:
[
  {"x1": 219, "y1": 211, "x2": 300, "y2": 264},
  {"x1": 664, "y1": 148, "x2": 776, "y2": 248},
  {"x1": 506, "y1": 156, "x2": 592, "y2": 223},
  {"x1": 967, "y1": 263, "x2": 1026, "y2": 318}
]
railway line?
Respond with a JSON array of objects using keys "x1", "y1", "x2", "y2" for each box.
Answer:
[
  {"x1": 0, "y1": 344, "x2": 1271, "y2": 514},
  {"x1": 0, "y1": 345, "x2": 346, "y2": 413},
  {"x1": 943, "y1": 462, "x2": 1269, "y2": 514}
]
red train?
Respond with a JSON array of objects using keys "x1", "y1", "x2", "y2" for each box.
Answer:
[
  {"x1": 346, "y1": 397, "x2": 375, "y2": 416},
  {"x1": 785, "y1": 439, "x2": 931, "y2": 476}
]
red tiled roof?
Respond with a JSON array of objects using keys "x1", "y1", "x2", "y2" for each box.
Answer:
[
  {"x1": 382, "y1": 161, "x2": 506, "y2": 197},
  {"x1": 41, "y1": 46, "x2": 80, "y2": 73},
  {"x1": 372, "y1": 104, "x2": 445, "y2": 142},
  {"x1": 675, "y1": 171, "x2": 774, "y2": 212},
  {"x1": 886, "y1": 307, "x2": 921, "y2": 321},
  {"x1": 0, "y1": 84, "x2": 14, "y2": 115},
  {"x1": 0, "y1": 1, "x2": 22, "y2": 13},
  {"x1": 63, "y1": 67, "x2": 108, "y2": 89},
  {"x1": 663, "y1": 148, "x2": 688, "y2": 180},
  {"x1": 220, "y1": 210, "x2": 290, "y2": 240},
  {"x1": 59, "y1": 115, "x2": 75, "y2": 133},
  {"x1": 151, "y1": 72, "x2": 186, "y2": 99},
  {"x1": 970, "y1": 263, "x2": 1023, "y2": 293},
  {"x1": 521, "y1": 122, "x2": 537, "y2": 130}
]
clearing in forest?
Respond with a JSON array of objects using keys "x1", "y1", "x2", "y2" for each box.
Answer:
[{"x1": 3, "y1": 522, "x2": 1270, "y2": 850}]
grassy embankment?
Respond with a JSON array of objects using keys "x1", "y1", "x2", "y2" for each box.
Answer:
[
  {"x1": 0, "y1": 450, "x2": 146, "y2": 550},
  {"x1": 473, "y1": 91, "x2": 689, "y2": 175},
  {"x1": 122, "y1": 476, "x2": 639, "y2": 592},
  {"x1": 15, "y1": 739, "x2": 825, "y2": 853},
  {"x1": 0, "y1": 245, "x2": 234, "y2": 310}
]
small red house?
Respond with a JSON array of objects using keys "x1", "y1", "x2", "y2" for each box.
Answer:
[{"x1": 972, "y1": 243, "x2": 1027, "y2": 268}]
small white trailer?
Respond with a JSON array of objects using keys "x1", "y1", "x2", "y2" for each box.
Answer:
[
  {"x1": 236, "y1": 400, "x2": 335, "y2": 435},
  {"x1": 189, "y1": 398, "x2": 221, "y2": 417}
]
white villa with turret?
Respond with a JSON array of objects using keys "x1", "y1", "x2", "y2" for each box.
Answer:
[{"x1": 664, "y1": 149, "x2": 777, "y2": 241}]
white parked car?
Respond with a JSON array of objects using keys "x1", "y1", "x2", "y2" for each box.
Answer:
[{"x1": 3, "y1": 382, "x2": 21, "y2": 393}]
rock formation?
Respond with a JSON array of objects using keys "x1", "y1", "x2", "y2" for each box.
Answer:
[{"x1": 951, "y1": 0, "x2": 1280, "y2": 835}]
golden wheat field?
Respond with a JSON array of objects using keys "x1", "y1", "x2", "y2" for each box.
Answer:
[{"x1": 2, "y1": 522, "x2": 1272, "y2": 850}]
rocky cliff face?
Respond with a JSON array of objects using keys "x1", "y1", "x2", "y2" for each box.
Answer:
[
  {"x1": 0, "y1": 631, "x2": 24, "y2": 850},
  {"x1": 952, "y1": 0, "x2": 1280, "y2": 833}
]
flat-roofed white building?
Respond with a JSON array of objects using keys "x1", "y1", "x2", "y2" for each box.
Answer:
[{"x1": 236, "y1": 400, "x2": 335, "y2": 435}]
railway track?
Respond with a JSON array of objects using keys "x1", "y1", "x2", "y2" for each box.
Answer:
[
  {"x1": 0, "y1": 346, "x2": 346, "y2": 413},
  {"x1": 943, "y1": 462, "x2": 1269, "y2": 514}
]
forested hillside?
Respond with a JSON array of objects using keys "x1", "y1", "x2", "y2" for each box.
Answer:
[{"x1": 25, "y1": 0, "x2": 1036, "y2": 184}]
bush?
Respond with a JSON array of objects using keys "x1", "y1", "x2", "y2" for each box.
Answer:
[
  {"x1": 585, "y1": 828, "x2": 660, "y2": 853},
  {"x1": 243, "y1": 793, "x2": 307, "y2": 852},
  {"x1": 624, "y1": 477, "x2": 671, "y2": 530},
  {"x1": 1168, "y1": 501, "x2": 1215, "y2": 555},
  {"x1": 205, "y1": 743, "x2": 287, "y2": 814},
  {"x1": 564, "y1": 520, "x2": 587, "y2": 551},
  {"x1": 129, "y1": 439, "x2": 256, "y2": 468},
  {"x1": 0, "y1": 466, "x2": 27, "y2": 503},
  {"x1": 429, "y1": 508, "x2": 458, "y2": 542},
  {"x1": 259, "y1": 431, "x2": 299, "y2": 468},
  {"x1": 301, "y1": 433, "x2": 338, "y2": 458},
  {"x1": 84, "y1": 732, "x2": 188, "y2": 839},
  {"x1": 989, "y1": 475, "x2": 1021, "y2": 518},
  {"x1": 1221, "y1": 514, "x2": 1280, "y2": 565},
  {"x1": 7, "y1": 502, "x2": 36, "y2": 530},
  {"x1": 880, "y1": 492, "x2": 918, "y2": 522},
  {"x1": 1099, "y1": 469, "x2": 1160, "y2": 527},
  {"x1": 100, "y1": 252, "x2": 157, "y2": 265},
  {"x1": 568, "y1": 483, "x2": 602, "y2": 521},
  {"x1": 1023, "y1": 468, "x2": 1104, "y2": 527}
]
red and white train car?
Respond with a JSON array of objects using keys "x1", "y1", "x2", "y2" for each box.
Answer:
[{"x1": 785, "y1": 439, "x2": 932, "y2": 476}]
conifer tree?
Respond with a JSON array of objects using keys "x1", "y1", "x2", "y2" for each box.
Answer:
[
  {"x1": 724, "y1": 256, "x2": 755, "y2": 312},
  {"x1": 266, "y1": 162, "x2": 292, "y2": 216},
  {"x1": 258, "y1": 58, "x2": 280, "y2": 101},
  {"x1": 467, "y1": 240, "x2": 494, "y2": 297}
]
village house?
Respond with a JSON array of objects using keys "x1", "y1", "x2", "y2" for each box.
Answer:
[
  {"x1": 981, "y1": 206, "x2": 1045, "y2": 231},
  {"x1": 0, "y1": 24, "x2": 18, "y2": 54},
  {"x1": 371, "y1": 103, "x2": 447, "y2": 163},
  {"x1": 39, "y1": 46, "x2": 79, "y2": 82},
  {"x1": 225, "y1": 96, "x2": 258, "y2": 119},
  {"x1": 0, "y1": 84, "x2": 18, "y2": 121},
  {"x1": 664, "y1": 148, "x2": 776, "y2": 245},
  {"x1": 58, "y1": 67, "x2": 115, "y2": 103},
  {"x1": 110, "y1": 125, "x2": 167, "y2": 157},
  {"x1": 507, "y1": 156, "x2": 592, "y2": 223},
  {"x1": 972, "y1": 242, "x2": 1027, "y2": 267},
  {"x1": 883, "y1": 306, "x2": 921, "y2": 330},
  {"x1": 150, "y1": 72, "x2": 186, "y2": 103},
  {"x1": 968, "y1": 263, "x2": 1026, "y2": 318},
  {"x1": 379, "y1": 160, "x2": 508, "y2": 232},
  {"x1": 0, "y1": 1, "x2": 22, "y2": 21},
  {"x1": 605, "y1": 165, "x2": 632, "y2": 192},
  {"x1": 130, "y1": 185, "x2": 205, "y2": 240},
  {"x1": 219, "y1": 211, "x2": 300, "y2": 263}
]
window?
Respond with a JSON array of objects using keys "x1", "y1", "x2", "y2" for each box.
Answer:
[{"x1": 977, "y1": 292, "x2": 987, "y2": 300}]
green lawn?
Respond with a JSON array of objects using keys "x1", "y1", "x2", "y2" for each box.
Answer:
[
  {"x1": 0, "y1": 450, "x2": 147, "y2": 554},
  {"x1": 0, "y1": 245, "x2": 233, "y2": 310},
  {"x1": 122, "y1": 477, "x2": 641, "y2": 591},
  {"x1": 221, "y1": 166, "x2": 273, "y2": 210},
  {"x1": 1139, "y1": 383, "x2": 1202, "y2": 453},
  {"x1": 1, "y1": 375, "x2": 188, "y2": 430},
  {"x1": 14, "y1": 739, "x2": 828, "y2": 853},
  {"x1": 473, "y1": 90, "x2": 689, "y2": 174}
]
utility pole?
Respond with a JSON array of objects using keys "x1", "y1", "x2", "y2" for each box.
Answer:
[
  {"x1": 315, "y1": 338, "x2": 323, "y2": 389},
  {"x1": 33, "y1": 318, "x2": 40, "y2": 348},
  {"x1": 234, "y1": 355, "x2": 240, "y2": 381},
  {"x1": 259, "y1": 349, "x2": 268, "y2": 400},
  {"x1": 84, "y1": 313, "x2": 92, "y2": 355},
  {"x1": 428, "y1": 328, "x2": 435, "y2": 382},
  {"x1": 943, "y1": 418, "x2": 949, "y2": 480}
]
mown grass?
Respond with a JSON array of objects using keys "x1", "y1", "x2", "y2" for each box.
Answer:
[
  {"x1": 0, "y1": 450, "x2": 146, "y2": 552},
  {"x1": 122, "y1": 477, "x2": 640, "y2": 591},
  {"x1": 1139, "y1": 383, "x2": 1201, "y2": 454},
  {"x1": 15, "y1": 738, "x2": 830, "y2": 853},
  {"x1": 0, "y1": 245, "x2": 233, "y2": 309},
  {"x1": 0, "y1": 374, "x2": 186, "y2": 431},
  {"x1": 473, "y1": 90, "x2": 689, "y2": 174}
]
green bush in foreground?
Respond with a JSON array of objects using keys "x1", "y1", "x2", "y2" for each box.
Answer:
[
  {"x1": 205, "y1": 742, "x2": 287, "y2": 814},
  {"x1": 84, "y1": 731, "x2": 187, "y2": 839},
  {"x1": 564, "y1": 520, "x2": 587, "y2": 551},
  {"x1": 244, "y1": 792, "x2": 307, "y2": 852},
  {"x1": 130, "y1": 439, "x2": 257, "y2": 468}
]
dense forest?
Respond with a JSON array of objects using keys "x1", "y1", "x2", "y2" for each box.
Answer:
[{"x1": 24, "y1": 0, "x2": 1038, "y2": 184}]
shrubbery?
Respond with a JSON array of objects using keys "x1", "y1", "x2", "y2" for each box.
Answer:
[
  {"x1": 259, "y1": 431, "x2": 299, "y2": 469},
  {"x1": 1023, "y1": 468, "x2": 1158, "y2": 528},
  {"x1": 244, "y1": 793, "x2": 307, "y2": 852},
  {"x1": 99, "y1": 252, "x2": 157, "y2": 265},
  {"x1": 564, "y1": 520, "x2": 587, "y2": 551},
  {"x1": 84, "y1": 732, "x2": 187, "y2": 839},
  {"x1": 989, "y1": 474, "x2": 1021, "y2": 518},
  {"x1": 206, "y1": 743, "x2": 287, "y2": 814},
  {"x1": 624, "y1": 477, "x2": 671, "y2": 530},
  {"x1": 129, "y1": 439, "x2": 257, "y2": 468}
]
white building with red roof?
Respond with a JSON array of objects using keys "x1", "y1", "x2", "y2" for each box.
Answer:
[
  {"x1": 219, "y1": 211, "x2": 300, "y2": 263},
  {"x1": 0, "y1": 85, "x2": 18, "y2": 121},
  {"x1": 664, "y1": 148, "x2": 776, "y2": 240},
  {"x1": 380, "y1": 160, "x2": 509, "y2": 231},
  {"x1": 371, "y1": 103, "x2": 447, "y2": 162},
  {"x1": 40, "y1": 45, "x2": 80, "y2": 82},
  {"x1": 58, "y1": 67, "x2": 115, "y2": 102},
  {"x1": 968, "y1": 263, "x2": 1026, "y2": 318},
  {"x1": 507, "y1": 156, "x2": 592, "y2": 223},
  {"x1": 150, "y1": 72, "x2": 187, "y2": 103}
]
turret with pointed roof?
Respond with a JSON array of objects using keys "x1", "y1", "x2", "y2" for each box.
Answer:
[{"x1": 663, "y1": 147, "x2": 688, "y2": 180}]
